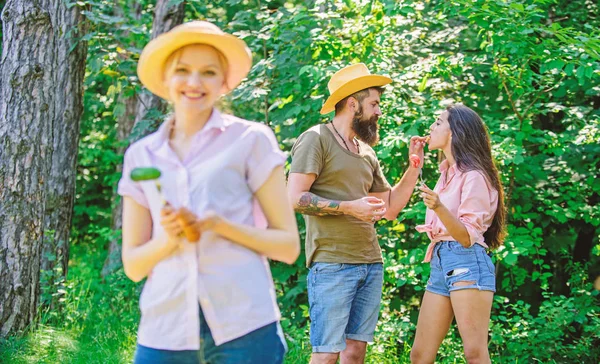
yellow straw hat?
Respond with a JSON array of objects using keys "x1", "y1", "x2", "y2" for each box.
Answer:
[
  {"x1": 320, "y1": 63, "x2": 392, "y2": 114},
  {"x1": 137, "y1": 21, "x2": 252, "y2": 100}
]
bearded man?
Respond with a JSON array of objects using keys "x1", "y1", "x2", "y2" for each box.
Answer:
[{"x1": 288, "y1": 63, "x2": 426, "y2": 364}]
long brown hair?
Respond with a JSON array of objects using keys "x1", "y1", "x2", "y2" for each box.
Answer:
[{"x1": 446, "y1": 104, "x2": 506, "y2": 249}]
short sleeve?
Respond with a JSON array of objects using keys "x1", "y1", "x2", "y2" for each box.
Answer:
[
  {"x1": 290, "y1": 129, "x2": 324, "y2": 177},
  {"x1": 117, "y1": 148, "x2": 150, "y2": 208},
  {"x1": 246, "y1": 126, "x2": 287, "y2": 193},
  {"x1": 369, "y1": 158, "x2": 391, "y2": 193},
  {"x1": 457, "y1": 171, "x2": 495, "y2": 246}
]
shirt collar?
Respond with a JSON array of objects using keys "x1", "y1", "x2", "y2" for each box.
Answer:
[
  {"x1": 438, "y1": 159, "x2": 459, "y2": 175},
  {"x1": 438, "y1": 159, "x2": 462, "y2": 188},
  {"x1": 148, "y1": 108, "x2": 227, "y2": 151}
]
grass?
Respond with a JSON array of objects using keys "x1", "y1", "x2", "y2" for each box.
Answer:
[
  {"x1": 0, "y1": 244, "x2": 138, "y2": 364},
  {"x1": 0, "y1": 244, "x2": 416, "y2": 363},
  {"x1": 2, "y1": 244, "x2": 598, "y2": 363},
  {"x1": 0, "y1": 244, "x2": 317, "y2": 364}
]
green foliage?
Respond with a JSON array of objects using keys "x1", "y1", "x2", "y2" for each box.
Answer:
[
  {"x1": 2, "y1": 0, "x2": 599, "y2": 362},
  {"x1": 222, "y1": 0, "x2": 600, "y2": 361},
  {"x1": 0, "y1": 245, "x2": 139, "y2": 364}
]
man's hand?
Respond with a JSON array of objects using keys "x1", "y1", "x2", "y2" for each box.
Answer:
[
  {"x1": 409, "y1": 136, "x2": 428, "y2": 168},
  {"x1": 342, "y1": 196, "x2": 386, "y2": 223}
]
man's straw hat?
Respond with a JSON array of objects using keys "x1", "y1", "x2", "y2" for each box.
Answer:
[{"x1": 320, "y1": 63, "x2": 392, "y2": 114}]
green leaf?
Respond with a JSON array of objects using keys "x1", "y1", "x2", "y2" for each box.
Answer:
[
  {"x1": 547, "y1": 59, "x2": 565, "y2": 71},
  {"x1": 504, "y1": 253, "x2": 518, "y2": 266},
  {"x1": 418, "y1": 75, "x2": 428, "y2": 92},
  {"x1": 299, "y1": 65, "x2": 312, "y2": 75},
  {"x1": 564, "y1": 63, "x2": 575, "y2": 76},
  {"x1": 509, "y1": 3, "x2": 524, "y2": 12},
  {"x1": 514, "y1": 154, "x2": 524, "y2": 164}
]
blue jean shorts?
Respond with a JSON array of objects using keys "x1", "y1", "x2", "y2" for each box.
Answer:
[
  {"x1": 133, "y1": 306, "x2": 286, "y2": 364},
  {"x1": 307, "y1": 262, "x2": 383, "y2": 353},
  {"x1": 427, "y1": 241, "x2": 496, "y2": 297}
]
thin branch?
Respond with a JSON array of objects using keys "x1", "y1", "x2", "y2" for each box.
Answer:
[{"x1": 257, "y1": 0, "x2": 269, "y2": 127}]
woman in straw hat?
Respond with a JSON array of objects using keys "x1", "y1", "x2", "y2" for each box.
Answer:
[{"x1": 117, "y1": 21, "x2": 299, "y2": 363}]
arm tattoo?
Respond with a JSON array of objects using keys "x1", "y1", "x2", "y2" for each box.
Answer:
[{"x1": 295, "y1": 192, "x2": 344, "y2": 216}]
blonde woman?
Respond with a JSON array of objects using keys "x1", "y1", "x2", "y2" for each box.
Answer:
[{"x1": 118, "y1": 21, "x2": 300, "y2": 364}]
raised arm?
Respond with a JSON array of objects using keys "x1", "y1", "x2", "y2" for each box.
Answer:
[
  {"x1": 370, "y1": 167, "x2": 420, "y2": 220},
  {"x1": 370, "y1": 136, "x2": 427, "y2": 220}
]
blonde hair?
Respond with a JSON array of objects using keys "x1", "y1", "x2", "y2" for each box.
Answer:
[{"x1": 162, "y1": 45, "x2": 229, "y2": 86}]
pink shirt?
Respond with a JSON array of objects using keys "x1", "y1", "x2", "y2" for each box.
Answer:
[
  {"x1": 416, "y1": 160, "x2": 498, "y2": 263},
  {"x1": 118, "y1": 109, "x2": 286, "y2": 350}
]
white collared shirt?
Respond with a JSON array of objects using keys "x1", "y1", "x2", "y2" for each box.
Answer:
[{"x1": 118, "y1": 109, "x2": 286, "y2": 350}]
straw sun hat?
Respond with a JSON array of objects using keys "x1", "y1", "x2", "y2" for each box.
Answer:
[
  {"x1": 320, "y1": 63, "x2": 392, "y2": 114},
  {"x1": 137, "y1": 21, "x2": 252, "y2": 100}
]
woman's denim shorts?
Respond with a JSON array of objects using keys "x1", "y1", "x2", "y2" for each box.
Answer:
[{"x1": 427, "y1": 241, "x2": 496, "y2": 297}]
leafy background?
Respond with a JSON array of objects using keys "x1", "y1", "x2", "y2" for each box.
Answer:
[{"x1": 1, "y1": 0, "x2": 599, "y2": 363}]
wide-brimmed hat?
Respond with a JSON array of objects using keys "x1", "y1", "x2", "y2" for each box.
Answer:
[
  {"x1": 320, "y1": 63, "x2": 392, "y2": 114},
  {"x1": 137, "y1": 21, "x2": 252, "y2": 100}
]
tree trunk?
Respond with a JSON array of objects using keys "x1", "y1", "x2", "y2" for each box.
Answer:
[
  {"x1": 40, "y1": 1, "x2": 88, "y2": 286},
  {"x1": 102, "y1": 0, "x2": 185, "y2": 276},
  {"x1": 132, "y1": 0, "x2": 185, "y2": 131},
  {"x1": 101, "y1": 94, "x2": 138, "y2": 276},
  {"x1": 0, "y1": 0, "x2": 86, "y2": 337}
]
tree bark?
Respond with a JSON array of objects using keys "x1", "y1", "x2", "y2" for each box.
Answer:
[
  {"x1": 132, "y1": 0, "x2": 185, "y2": 130},
  {"x1": 101, "y1": 94, "x2": 138, "y2": 276},
  {"x1": 0, "y1": 0, "x2": 86, "y2": 337},
  {"x1": 102, "y1": 0, "x2": 185, "y2": 276},
  {"x1": 40, "y1": 1, "x2": 88, "y2": 283}
]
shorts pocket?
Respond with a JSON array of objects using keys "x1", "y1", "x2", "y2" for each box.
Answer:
[
  {"x1": 313, "y1": 262, "x2": 345, "y2": 274},
  {"x1": 430, "y1": 252, "x2": 442, "y2": 270},
  {"x1": 480, "y1": 250, "x2": 496, "y2": 275},
  {"x1": 448, "y1": 241, "x2": 476, "y2": 255}
]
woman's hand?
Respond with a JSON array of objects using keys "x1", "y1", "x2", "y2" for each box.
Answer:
[
  {"x1": 174, "y1": 207, "x2": 204, "y2": 242},
  {"x1": 419, "y1": 184, "x2": 442, "y2": 210},
  {"x1": 195, "y1": 210, "x2": 226, "y2": 232},
  {"x1": 160, "y1": 204, "x2": 184, "y2": 245},
  {"x1": 173, "y1": 208, "x2": 225, "y2": 237}
]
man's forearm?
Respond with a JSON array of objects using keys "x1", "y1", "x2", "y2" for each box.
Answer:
[
  {"x1": 388, "y1": 167, "x2": 420, "y2": 217},
  {"x1": 294, "y1": 192, "x2": 345, "y2": 216}
]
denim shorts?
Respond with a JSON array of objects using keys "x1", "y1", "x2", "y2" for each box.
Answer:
[
  {"x1": 133, "y1": 306, "x2": 286, "y2": 364},
  {"x1": 307, "y1": 262, "x2": 383, "y2": 353},
  {"x1": 426, "y1": 241, "x2": 496, "y2": 297}
]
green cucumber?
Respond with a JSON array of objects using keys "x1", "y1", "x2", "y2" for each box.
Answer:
[{"x1": 130, "y1": 167, "x2": 161, "y2": 182}]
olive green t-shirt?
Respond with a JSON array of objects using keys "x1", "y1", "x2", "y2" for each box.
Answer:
[{"x1": 290, "y1": 124, "x2": 391, "y2": 267}]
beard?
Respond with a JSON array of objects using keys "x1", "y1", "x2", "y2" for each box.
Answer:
[{"x1": 351, "y1": 105, "x2": 380, "y2": 146}]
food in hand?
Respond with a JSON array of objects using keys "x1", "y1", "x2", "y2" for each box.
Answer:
[
  {"x1": 130, "y1": 167, "x2": 167, "y2": 205},
  {"x1": 130, "y1": 167, "x2": 161, "y2": 181},
  {"x1": 409, "y1": 154, "x2": 421, "y2": 168},
  {"x1": 177, "y1": 208, "x2": 201, "y2": 242}
]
